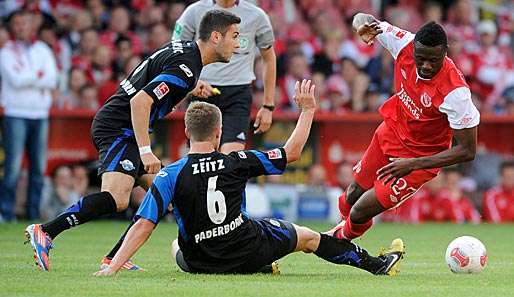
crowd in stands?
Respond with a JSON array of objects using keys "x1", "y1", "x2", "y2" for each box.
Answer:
[
  {"x1": 1, "y1": 0, "x2": 513, "y2": 222},
  {"x1": 0, "y1": 0, "x2": 513, "y2": 114}
]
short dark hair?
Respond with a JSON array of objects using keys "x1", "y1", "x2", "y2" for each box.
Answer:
[
  {"x1": 500, "y1": 160, "x2": 514, "y2": 173},
  {"x1": 198, "y1": 10, "x2": 241, "y2": 42},
  {"x1": 414, "y1": 21, "x2": 448, "y2": 48}
]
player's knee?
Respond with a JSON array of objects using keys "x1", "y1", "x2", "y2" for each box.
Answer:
[
  {"x1": 106, "y1": 191, "x2": 131, "y2": 211},
  {"x1": 346, "y1": 182, "x2": 365, "y2": 205}
]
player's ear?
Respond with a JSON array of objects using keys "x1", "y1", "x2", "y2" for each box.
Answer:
[
  {"x1": 210, "y1": 31, "x2": 221, "y2": 44},
  {"x1": 185, "y1": 127, "x2": 191, "y2": 140}
]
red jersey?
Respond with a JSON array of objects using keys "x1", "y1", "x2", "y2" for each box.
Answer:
[
  {"x1": 482, "y1": 186, "x2": 514, "y2": 223},
  {"x1": 375, "y1": 22, "x2": 480, "y2": 157}
]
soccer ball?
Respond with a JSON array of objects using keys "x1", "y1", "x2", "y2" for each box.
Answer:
[{"x1": 445, "y1": 236, "x2": 487, "y2": 274}]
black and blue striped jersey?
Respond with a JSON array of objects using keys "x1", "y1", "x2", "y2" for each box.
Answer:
[
  {"x1": 135, "y1": 148, "x2": 287, "y2": 273},
  {"x1": 93, "y1": 40, "x2": 202, "y2": 134}
]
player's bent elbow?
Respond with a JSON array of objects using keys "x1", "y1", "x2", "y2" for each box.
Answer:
[{"x1": 285, "y1": 150, "x2": 300, "y2": 163}]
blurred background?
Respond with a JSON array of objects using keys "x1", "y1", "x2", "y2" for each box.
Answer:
[{"x1": 0, "y1": 0, "x2": 513, "y2": 225}]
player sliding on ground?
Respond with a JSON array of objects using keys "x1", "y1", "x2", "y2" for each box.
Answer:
[
  {"x1": 25, "y1": 10, "x2": 242, "y2": 271},
  {"x1": 94, "y1": 80, "x2": 405, "y2": 277},
  {"x1": 328, "y1": 14, "x2": 480, "y2": 240}
]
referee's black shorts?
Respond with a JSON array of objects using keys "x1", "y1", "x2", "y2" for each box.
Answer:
[{"x1": 192, "y1": 84, "x2": 252, "y2": 145}]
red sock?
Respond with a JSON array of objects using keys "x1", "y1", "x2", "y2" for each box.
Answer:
[
  {"x1": 338, "y1": 192, "x2": 352, "y2": 220},
  {"x1": 343, "y1": 218, "x2": 373, "y2": 240}
]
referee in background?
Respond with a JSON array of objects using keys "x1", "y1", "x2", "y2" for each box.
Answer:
[{"x1": 173, "y1": 0, "x2": 276, "y2": 154}]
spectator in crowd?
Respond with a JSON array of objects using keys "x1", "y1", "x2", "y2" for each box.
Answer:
[
  {"x1": 422, "y1": 1, "x2": 443, "y2": 23},
  {"x1": 431, "y1": 168, "x2": 481, "y2": 224},
  {"x1": 71, "y1": 28, "x2": 98, "y2": 74},
  {"x1": 324, "y1": 74, "x2": 351, "y2": 113},
  {"x1": 113, "y1": 35, "x2": 133, "y2": 80},
  {"x1": 78, "y1": 85, "x2": 99, "y2": 111},
  {"x1": 475, "y1": 20, "x2": 514, "y2": 108},
  {"x1": 280, "y1": 53, "x2": 310, "y2": 109},
  {"x1": 71, "y1": 164, "x2": 91, "y2": 198},
  {"x1": 339, "y1": 58, "x2": 369, "y2": 112},
  {"x1": 445, "y1": 0, "x2": 479, "y2": 53},
  {"x1": 335, "y1": 162, "x2": 354, "y2": 191},
  {"x1": 311, "y1": 30, "x2": 344, "y2": 77},
  {"x1": 0, "y1": 10, "x2": 58, "y2": 221},
  {"x1": 99, "y1": 6, "x2": 142, "y2": 55},
  {"x1": 55, "y1": 67, "x2": 88, "y2": 109},
  {"x1": 308, "y1": 163, "x2": 328, "y2": 189},
  {"x1": 66, "y1": 11, "x2": 94, "y2": 52},
  {"x1": 86, "y1": 0, "x2": 109, "y2": 30},
  {"x1": 165, "y1": 2, "x2": 186, "y2": 30},
  {"x1": 91, "y1": 45, "x2": 113, "y2": 85},
  {"x1": 41, "y1": 165, "x2": 80, "y2": 220},
  {"x1": 482, "y1": 160, "x2": 514, "y2": 223},
  {"x1": 144, "y1": 23, "x2": 170, "y2": 58}
]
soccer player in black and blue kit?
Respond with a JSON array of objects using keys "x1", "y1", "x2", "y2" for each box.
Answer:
[
  {"x1": 25, "y1": 10, "x2": 242, "y2": 271},
  {"x1": 95, "y1": 80, "x2": 405, "y2": 276}
]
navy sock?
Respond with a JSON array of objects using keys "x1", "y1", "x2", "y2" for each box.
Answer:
[
  {"x1": 314, "y1": 233, "x2": 384, "y2": 273},
  {"x1": 42, "y1": 192, "x2": 117, "y2": 239}
]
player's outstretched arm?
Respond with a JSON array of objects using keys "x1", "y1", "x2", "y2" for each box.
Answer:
[
  {"x1": 130, "y1": 91, "x2": 161, "y2": 174},
  {"x1": 283, "y1": 79, "x2": 316, "y2": 163},
  {"x1": 93, "y1": 218, "x2": 155, "y2": 276}
]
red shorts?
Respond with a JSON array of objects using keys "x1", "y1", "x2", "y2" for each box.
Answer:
[{"x1": 354, "y1": 123, "x2": 438, "y2": 209}]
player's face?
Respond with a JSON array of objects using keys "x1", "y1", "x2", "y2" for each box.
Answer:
[
  {"x1": 413, "y1": 41, "x2": 446, "y2": 79},
  {"x1": 216, "y1": 24, "x2": 240, "y2": 63}
]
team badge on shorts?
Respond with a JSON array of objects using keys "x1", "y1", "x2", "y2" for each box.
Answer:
[
  {"x1": 267, "y1": 149, "x2": 282, "y2": 160},
  {"x1": 421, "y1": 92, "x2": 432, "y2": 108},
  {"x1": 153, "y1": 82, "x2": 169, "y2": 100},
  {"x1": 120, "y1": 159, "x2": 135, "y2": 171}
]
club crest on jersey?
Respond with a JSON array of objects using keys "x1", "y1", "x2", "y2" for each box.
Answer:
[
  {"x1": 267, "y1": 149, "x2": 282, "y2": 160},
  {"x1": 120, "y1": 159, "x2": 135, "y2": 171},
  {"x1": 153, "y1": 82, "x2": 169, "y2": 100},
  {"x1": 420, "y1": 92, "x2": 432, "y2": 108}
]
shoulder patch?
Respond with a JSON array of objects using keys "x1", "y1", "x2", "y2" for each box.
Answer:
[
  {"x1": 267, "y1": 148, "x2": 282, "y2": 160},
  {"x1": 153, "y1": 82, "x2": 169, "y2": 100},
  {"x1": 179, "y1": 64, "x2": 193, "y2": 78}
]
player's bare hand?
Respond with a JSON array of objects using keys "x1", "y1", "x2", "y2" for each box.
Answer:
[
  {"x1": 356, "y1": 22, "x2": 382, "y2": 45},
  {"x1": 191, "y1": 80, "x2": 215, "y2": 98},
  {"x1": 93, "y1": 267, "x2": 117, "y2": 277},
  {"x1": 293, "y1": 79, "x2": 316, "y2": 111},
  {"x1": 141, "y1": 152, "x2": 161, "y2": 174},
  {"x1": 253, "y1": 107, "x2": 273, "y2": 134},
  {"x1": 377, "y1": 158, "x2": 416, "y2": 185}
]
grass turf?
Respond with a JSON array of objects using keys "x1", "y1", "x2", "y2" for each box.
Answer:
[{"x1": 1, "y1": 221, "x2": 512, "y2": 297}]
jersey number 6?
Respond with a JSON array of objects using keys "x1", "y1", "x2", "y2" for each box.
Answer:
[{"x1": 207, "y1": 176, "x2": 227, "y2": 224}]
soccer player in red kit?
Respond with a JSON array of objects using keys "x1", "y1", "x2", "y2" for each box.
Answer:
[{"x1": 329, "y1": 13, "x2": 480, "y2": 240}]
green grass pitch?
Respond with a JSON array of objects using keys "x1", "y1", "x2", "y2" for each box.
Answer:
[{"x1": 1, "y1": 222, "x2": 513, "y2": 297}]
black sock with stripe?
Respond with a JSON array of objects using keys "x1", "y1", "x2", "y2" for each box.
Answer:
[
  {"x1": 42, "y1": 192, "x2": 117, "y2": 239},
  {"x1": 314, "y1": 233, "x2": 384, "y2": 274}
]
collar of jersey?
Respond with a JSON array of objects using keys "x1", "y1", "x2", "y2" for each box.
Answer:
[{"x1": 415, "y1": 58, "x2": 447, "y2": 84}]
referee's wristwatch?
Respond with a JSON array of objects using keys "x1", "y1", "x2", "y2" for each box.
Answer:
[{"x1": 262, "y1": 104, "x2": 275, "y2": 111}]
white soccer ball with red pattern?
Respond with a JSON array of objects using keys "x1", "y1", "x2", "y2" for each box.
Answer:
[{"x1": 445, "y1": 236, "x2": 487, "y2": 274}]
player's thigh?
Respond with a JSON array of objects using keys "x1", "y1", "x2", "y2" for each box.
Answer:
[
  {"x1": 353, "y1": 128, "x2": 389, "y2": 190},
  {"x1": 246, "y1": 218, "x2": 298, "y2": 271},
  {"x1": 374, "y1": 170, "x2": 437, "y2": 210}
]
